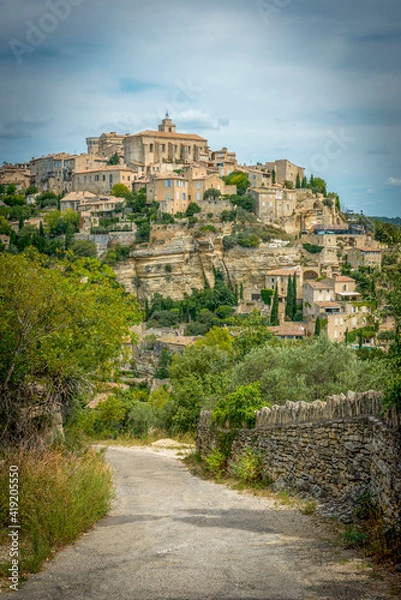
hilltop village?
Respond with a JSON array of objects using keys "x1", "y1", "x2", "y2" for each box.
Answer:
[{"x1": 0, "y1": 114, "x2": 391, "y2": 381}]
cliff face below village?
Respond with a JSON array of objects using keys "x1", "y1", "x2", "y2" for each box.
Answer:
[{"x1": 112, "y1": 223, "x2": 338, "y2": 302}]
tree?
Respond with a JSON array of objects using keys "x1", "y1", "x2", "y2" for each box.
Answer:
[
  {"x1": 107, "y1": 152, "x2": 120, "y2": 165},
  {"x1": 0, "y1": 216, "x2": 11, "y2": 235},
  {"x1": 271, "y1": 169, "x2": 276, "y2": 185},
  {"x1": 204, "y1": 188, "x2": 221, "y2": 199},
  {"x1": 269, "y1": 285, "x2": 279, "y2": 326},
  {"x1": 292, "y1": 273, "x2": 297, "y2": 320},
  {"x1": 296, "y1": 173, "x2": 301, "y2": 189},
  {"x1": 136, "y1": 221, "x2": 151, "y2": 243},
  {"x1": 24, "y1": 185, "x2": 38, "y2": 196},
  {"x1": 285, "y1": 276, "x2": 294, "y2": 321},
  {"x1": 314, "y1": 315, "x2": 321, "y2": 337},
  {"x1": 0, "y1": 253, "x2": 142, "y2": 445},
  {"x1": 301, "y1": 176, "x2": 307, "y2": 189},
  {"x1": 111, "y1": 184, "x2": 131, "y2": 200},
  {"x1": 223, "y1": 171, "x2": 250, "y2": 195},
  {"x1": 18, "y1": 216, "x2": 24, "y2": 231},
  {"x1": 283, "y1": 180, "x2": 294, "y2": 189},
  {"x1": 185, "y1": 202, "x2": 202, "y2": 217}
]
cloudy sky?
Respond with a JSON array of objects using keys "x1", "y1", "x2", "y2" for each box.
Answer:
[{"x1": 1, "y1": 0, "x2": 400, "y2": 216}]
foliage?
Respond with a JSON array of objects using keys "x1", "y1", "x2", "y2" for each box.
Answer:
[
  {"x1": 24, "y1": 185, "x2": 38, "y2": 196},
  {"x1": 204, "y1": 449, "x2": 227, "y2": 477},
  {"x1": 314, "y1": 315, "x2": 321, "y2": 337},
  {"x1": 228, "y1": 194, "x2": 254, "y2": 212},
  {"x1": 70, "y1": 239, "x2": 98, "y2": 258},
  {"x1": 223, "y1": 171, "x2": 250, "y2": 195},
  {"x1": 35, "y1": 191, "x2": 58, "y2": 208},
  {"x1": 212, "y1": 382, "x2": 264, "y2": 428},
  {"x1": 159, "y1": 212, "x2": 175, "y2": 224},
  {"x1": 111, "y1": 183, "x2": 131, "y2": 199},
  {"x1": 303, "y1": 242, "x2": 324, "y2": 254},
  {"x1": 103, "y1": 244, "x2": 131, "y2": 265},
  {"x1": 270, "y1": 285, "x2": 279, "y2": 326},
  {"x1": 260, "y1": 289, "x2": 274, "y2": 305},
  {"x1": 204, "y1": 188, "x2": 221, "y2": 199},
  {"x1": 229, "y1": 448, "x2": 264, "y2": 482},
  {"x1": 185, "y1": 202, "x2": 202, "y2": 217},
  {"x1": 0, "y1": 448, "x2": 112, "y2": 576},
  {"x1": 155, "y1": 347, "x2": 173, "y2": 379},
  {"x1": 107, "y1": 152, "x2": 120, "y2": 165},
  {"x1": 283, "y1": 180, "x2": 294, "y2": 189},
  {"x1": 44, "y1": 209, "x2": 79, "y2": 237},
  {"x1": 221, "y1": 209, "x2": 236, "y2": 222},
  {"x1": 308, "y1": 175, "x2": 327, "y2": 196},
  {"x1": 136, "y1": 221, "x2": 151, "y2": 243},
  {"x1": 232, "y1": 337, "x2": 388, "y2": 406},
  {"x1": 0, "y1": 253, "x2": 141, "y2": 445}
]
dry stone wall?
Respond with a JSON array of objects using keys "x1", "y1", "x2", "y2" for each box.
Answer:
[{"x1": 197, "y1": 391, "x2": 401, "y2": 524}]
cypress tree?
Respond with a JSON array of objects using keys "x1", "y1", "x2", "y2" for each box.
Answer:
[
  {"x1": 270, "y1": 285, "x2": 279, "y2": 326},
  {"x1": 240, "y1": 282, "x2": 244, "y2": 300},
  {"x1": 314, "y1": 315, "x2": 321, "y2": 337},
  {"x1": 292, "y1": 273, "x2": 297, "y2": 320},
  {"x1": 296, "y1": 173, "x2": 301, "y2": 189},
  {"x1": 285, "y1": 276, "x2": 294, "y2": 321},
  {"x1": 310, "y1": 174, "x2": 315, "y2": 188},
  {"x1": 271, "y1": 169, "x2": 276, "y2": 185},
  {"x1": 234, "y1": 284, "x2": 239, "y2": 304},
  {"x1": 18, "y1": 216, "x2": 24, "y2": 230},
  {"x1": 302, "y1": 176, "x2": 307, "y2": 189},
  {"x1": 345, "y1": 327, "x2": 349, "y2": 345},
  {"x1": 39, "y1": 221, "x2": 45, "y2": 237}
]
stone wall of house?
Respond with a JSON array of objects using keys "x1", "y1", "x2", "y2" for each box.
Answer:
[{"x1": 197, "y1": 391, "x2": 401, "y2": 524}]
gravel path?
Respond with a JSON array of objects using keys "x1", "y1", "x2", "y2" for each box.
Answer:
[{"x1": 14, "y1": 445, "x2": 393, "y2": 600}]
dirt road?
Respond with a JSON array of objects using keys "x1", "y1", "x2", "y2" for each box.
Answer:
[{"x1": 15, "y1": 446, "x2": 392, "y2": 599}]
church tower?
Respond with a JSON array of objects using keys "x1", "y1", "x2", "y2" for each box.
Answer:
[{"x1": 158, "y1": 112, "x2": 177, "y2": 133}]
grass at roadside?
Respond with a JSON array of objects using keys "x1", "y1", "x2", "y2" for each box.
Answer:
[{"x1": 0, "y1": 447, "x2": 113, "y2": 590}]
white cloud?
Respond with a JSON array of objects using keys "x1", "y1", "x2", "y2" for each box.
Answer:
[{"x1": 386, "y1": 177, "x2": 401, "y2": 186}]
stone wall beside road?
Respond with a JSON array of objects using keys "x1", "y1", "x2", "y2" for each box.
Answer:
[{"x1": 197, "y1": 391, "x2": 401, "y2": 524}]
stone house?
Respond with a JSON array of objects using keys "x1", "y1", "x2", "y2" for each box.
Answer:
[
  {"x1": 268, "y1": 323, "x2": 306, "y2": 340},
  {"x1": 86, "y1": 132, "x2": 129, "y2": 159},
  {"x1": 303, "y1": 276, "x2": 371, "y2": 342},
  {"x1": 30, "y1": 152, "x2": 71, "y2": 194},
  {"x1": 209, "y1": 148, "x2": 237, "y2": 177},
  {"x1": 72, "y1": 166, "x2": 135, "y2": 195},
  {"x1": 0, "y1": 162, "x2": 31, "y2": 190},
  {"x1": 264, "y1": 159, "x2": 305, "y2": 186},
  {"x1": 250, "y1": 187, "x2": 296, "y2": 224},
  {"x1": 60, "y1": 191, "x2": 97, "y2": 212},
  {"x1": 348, "y1": 247, "x2": 382, "y2": 271},
  {"x1": 245, "y1": 167, "x2": 272, "y2": 189},
  {"x1": 123, "y1": 115, "x2": 209, "y2": 168}
]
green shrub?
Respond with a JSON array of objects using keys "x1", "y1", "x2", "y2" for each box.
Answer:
[
  {"x1": 343, "y1": 526, "x2": 369, "y2": 549},
  {"x1": 204, "y1": 449, "x2": 227, "y2": 477},
  {"x1": 303, "y1": 243, "x2": 324, "y2": 254},
  {"x1": 229, "y1": 448, "x2": 264, "y2": 482}
]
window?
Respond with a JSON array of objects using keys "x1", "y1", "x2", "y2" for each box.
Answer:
[
  {"x1": 84, "y1": 176, "x2": 87, "y2": 183},
  {"x1": 165, "y1": 180, "x2": 172, "y2": 187},
  {"x1": 196, "y1": 192, "x2": 201, "y2": 201},
  {"x1": 109, "y1": 174, "x2": 113, "y2": 183},
  {"x1": 149, "y1": 144, "x2": 154, "y2": 152},
  {"x1": 196, "y1": 182, "x2": 201, "y2": 189},
  {"x1": 95, "y1": 175, "x2": 99, "y2": 181},
  {"x1": 253, "y1": 174, "x2": 256, "y2": 179},
  {"x1": 122, "y1": 176, "x2": 125, "y2": 181},
  {"x1": 183, "y1": 181, "x2": 186, "y2": 188},
  {"x1": 286, "y1": 204, "x2": 290, "y2": 211},
  {"x1": 103, "y1": 175, "x2": 106, "y2": 181},
  {"x1": 128, "y1": 176, "x2": 131, "y2": 181},
  {"x1": 162, "y1": 144, "x2": 166, "y2": 152},
  {"x1": 182, "y1": 193, "x2": 186, "y2": 200}
]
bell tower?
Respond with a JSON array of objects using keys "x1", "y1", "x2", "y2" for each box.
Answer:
[{"x1": 158, "y1": 112, "x2": 177, "y2": 133}]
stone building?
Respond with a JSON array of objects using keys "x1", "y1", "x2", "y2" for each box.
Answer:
[
  {"x1": 264, "y1": 159, "x2": 305, "y2": 186},
  {"x1": 303, "y1": 276, "x2": 371, "y2": 342},
  {"x1": 72, "y1": 166, "x2": 136, "y2": 195},
  {"x1": 123, "y1": 115, "x2": 209, "y2": 168},
  {"x1": 30, "y1": 152, "x2": 71, "y2": 194},
  {"x1": 250, "y1": 186, "x2": 296, "y2": 224},
  {"x1": 209, "y1": 148, "x2": 237, "y2": 177},
  {"x1": 86, "y1": 132, "x2": 129, "y2": 159},
  {"x1": 0, "y1": 162, "x2": 31, "y2": 190},
  {"x1": 348, "y1": 247, "x2": 382, "y2": 271}
]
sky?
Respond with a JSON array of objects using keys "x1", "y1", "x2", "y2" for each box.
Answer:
[{"x1": 0, "y1": 0, "x2": 401, "y2": 216}]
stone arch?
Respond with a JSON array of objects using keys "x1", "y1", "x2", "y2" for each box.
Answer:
[{"x1": 303, "y1": 269, "x2": 319, "y2": 281}]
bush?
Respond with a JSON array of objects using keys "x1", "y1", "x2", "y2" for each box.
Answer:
[
  {"x1": 204, "y1": 449, "x2": 227, "y2": 477},
  {"x1": 222, "y1": 235, "x2": 236, "y2": 250},
  {"x1": 303, "y1": 243, "x2": 324, "y2": 254},
  {"x1": 229, "y1": 448, "x2": 264, "y2": 482},
  {"x1": 185, "y1": 202, "x2": 202, "y2": 217},
  {"x1": 0, "y1": 448, "x2": 112, "y2": 577},
  {"x1": 185, "y1": 322, "x2": 210, "y2": 336},
  {"x1": 212, "y1": 382, "x2": 264, "y2": 428}
]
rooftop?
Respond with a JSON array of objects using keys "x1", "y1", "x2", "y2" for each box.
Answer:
[{"x1": 129, "y1": 129, "x2": 207, "y2": 141}]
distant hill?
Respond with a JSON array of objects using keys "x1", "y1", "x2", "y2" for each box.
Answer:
[{"x1": 369, "y1": 216, "x2": 401, "y2": 225}]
